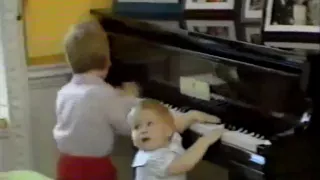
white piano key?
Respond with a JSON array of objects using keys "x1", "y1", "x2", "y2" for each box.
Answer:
[
  {"x1": 164, "y1": 103, "x2": 272, "y2": 152},
  {"x1": 221, "y1": 131, "x2": 272, "y2": 153}
]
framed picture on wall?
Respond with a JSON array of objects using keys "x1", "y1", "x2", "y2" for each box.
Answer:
[
  {"x1": 185, "y1": 0, "x2": 235, "y2": 10},
  {"x1": 241, "y1": 0, "x2": 265, "y2": 22},
  {"x1": 263, "y1": 0, "x2": 320, "y2": 50},
  {"x1": 244, "y1": 26, "x2": 262, "y2": 44},
  {"x1": 264, "y1": 0, "x2": 320, "y2": 32},
  {"x1": 185, "y1": 20, "x2": 237, "y2": 40}
]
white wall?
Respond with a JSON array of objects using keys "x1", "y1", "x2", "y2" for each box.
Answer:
[{"x1": 28, "y1": 74, "x2": 69, "y2": 178}]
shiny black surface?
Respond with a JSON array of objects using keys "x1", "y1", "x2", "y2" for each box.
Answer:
[
  {"x1": 93, "y1": 11, "x2": 308, "y2": 120},
  {"x1": 92, "y1": 10, "x2": 305, "y2": 74},
  {"x1": 91, "y1": 10, "x2": 319, "y2": 180}
]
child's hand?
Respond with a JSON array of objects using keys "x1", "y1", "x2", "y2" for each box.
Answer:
[
  {"x1": 201, "y1": 128, "x2": 224, "y2": 145},
  {"x1": 187, "y1": 110, "x2": 221, "y2": 124},
  {"x1": 120, "y1": 82, "x2": 140, "y2": 97}
]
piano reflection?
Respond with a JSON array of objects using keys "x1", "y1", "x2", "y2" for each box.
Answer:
[{"x1": 91, "y1": 10, "x2": 320, "y2": 180}]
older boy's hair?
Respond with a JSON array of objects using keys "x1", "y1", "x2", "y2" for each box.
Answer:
[
  {"x1": 132, "y1": 99, "x2": 176, "y2": 130},
  {"x1": 63, "y1": 19, "x2": 110, "y2": 73}
]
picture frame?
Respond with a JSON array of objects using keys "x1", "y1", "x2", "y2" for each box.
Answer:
[
  {"x1": 263, "y1": 0, "x2": 320, "y2": 50},
  {"x1": 241, "y1": 0, "x2": 264, "y2": 22},
  {"x1": 185, "y1": 20, "x2": 237, "y2": 40},
  {"x1": 244, "y1": 26, "x2": 262, "y2": 44},
  {"x1": 185, "y1": 0, "x2": 235, "y2": 10},
  {"x1": 263, "y1": 0, "x2": 320, "y2": 33}
]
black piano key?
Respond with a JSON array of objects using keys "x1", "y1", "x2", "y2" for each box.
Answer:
[{"x1": 179, "y1": 106, "x2": 191, "y2": 112}]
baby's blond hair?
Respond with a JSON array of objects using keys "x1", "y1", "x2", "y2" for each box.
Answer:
[
  {"x1": 130, "y1": 99, "x2": 176, "y2": 131},
  {"x1": 63, "y1": 19, "x2": 111, "y2": 73}
]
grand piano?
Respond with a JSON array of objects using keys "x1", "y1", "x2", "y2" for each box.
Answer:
[{"x1": 91, "y1": 10, "x2": 320, "y2": 180}]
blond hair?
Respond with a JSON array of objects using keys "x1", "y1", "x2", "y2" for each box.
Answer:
[
  {"x1": 130, "y1": 99, "x2": 176, "y2": 130},
  {"x1": 63, "y1": 19, "x2": 111, "y2": 73}
]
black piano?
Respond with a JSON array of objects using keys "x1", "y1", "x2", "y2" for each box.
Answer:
[{"x1": 91, "y1": 10, "x2": 320, "y2": 180}]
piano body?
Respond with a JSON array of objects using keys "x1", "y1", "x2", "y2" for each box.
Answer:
[{"x1": 91, "y1": 11, "x2": 319, "y2": 180}]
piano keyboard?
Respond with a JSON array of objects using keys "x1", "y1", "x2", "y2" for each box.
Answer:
[{"x1": 164, "y1": 103, "x2": 272, "y2": 153}]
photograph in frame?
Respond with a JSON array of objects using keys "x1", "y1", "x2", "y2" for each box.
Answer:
[
  {"x1": 245, "y1": 26, "x2": 262, "y2": 44},
  {"x1": 264, "y1": 0, "x2": 320, "y2": 32},
  {"x1": 186, "y1": 20, "x2": 237, "y2": 40},
  {"x1": 242, "y1": 0, "x2": 265, "y2": 22},
  {"x1": 185, "y1": 0, "x2": 235, "y2": 10}
]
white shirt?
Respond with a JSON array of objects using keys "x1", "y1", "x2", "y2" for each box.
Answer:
[
  {"x1": 53, "y1": 74, "x2": 138, "y2": 157},
  {"x1": 132, "y1": 133, "x2": 186, "y2": 180}
]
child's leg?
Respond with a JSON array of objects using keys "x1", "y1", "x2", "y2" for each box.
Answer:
[{"x1": 57, "y1": 154, "x2": 117, "y2": 180}]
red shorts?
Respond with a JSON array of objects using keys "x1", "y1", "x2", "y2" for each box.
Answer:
[{"x1": 57, "y1": 153, "x2": 117, "y2": 180}]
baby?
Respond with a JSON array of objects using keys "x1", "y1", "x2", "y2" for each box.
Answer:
[{"x1": 128, "y1": 99, "x2": 224, "y2": 180}]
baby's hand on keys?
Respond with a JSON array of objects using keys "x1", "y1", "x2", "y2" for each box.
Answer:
[
  {"x1": 120, "y1": 82, "x2": 140, "y2": 97},
  {"x1": 187, "y1": 110, "x2": 221, "y2": 124},
  {"x1": 202, "y1": 128, "x2": 224, "y2": 145}
]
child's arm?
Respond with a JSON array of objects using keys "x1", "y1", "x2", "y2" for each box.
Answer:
[
  {"x1": 116, "y1": 82, "x2": 140, "y2": 97},
  {"x1": 172, "y1": 110, "x2": 221, "y2": 133},
  {"x1": 106, "y1": 82, "x2": 141, "y2": 136},
  {"x1": 145, "y1": 129, "x2": 223, "y2": 177},
  {"x1": 167, "y1": 129, "x2": 223, "y2": 175}
]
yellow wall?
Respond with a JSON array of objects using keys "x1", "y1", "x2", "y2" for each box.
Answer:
[{"x1": 25, "y1": 0, "x2": 113, "y2": 66}]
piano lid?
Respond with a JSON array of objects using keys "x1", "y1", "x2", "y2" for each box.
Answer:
[
  {"x1": 91, "y1": 10, "x2": 306, "y2": 75},
  {"x1": 92, "y1": 11, "x2": 309, "y2": 116}
]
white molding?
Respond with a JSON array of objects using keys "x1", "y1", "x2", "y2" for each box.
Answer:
[
  {"x1": 28, "y1": 63, "x2": 72, "y2": 79},
  {"x1": 264, "y1": 42, "x2": 320, "y2": 50},
  {"x1": 185, "y1": 0, "x2": 234, "y2": 10},
  {"x1": 0, "y1": 0, "x2": 33, "y2": 171}
]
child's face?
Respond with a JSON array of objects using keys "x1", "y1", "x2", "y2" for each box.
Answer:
[{"x1": 130, "y1": 109, "x2": 173, "y2": 151}]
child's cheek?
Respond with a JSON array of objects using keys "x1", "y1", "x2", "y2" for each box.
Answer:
[{"x1": 131, "y1": 132, "x2": 140, "y2": 147}]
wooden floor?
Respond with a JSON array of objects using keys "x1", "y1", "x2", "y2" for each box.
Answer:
[{"x1": 111, "y1": 136, "x2": 228, "y2": 180}]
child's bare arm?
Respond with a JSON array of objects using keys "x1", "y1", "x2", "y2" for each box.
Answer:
[
  {"x1": 167, "y1": 129, "x2": 223, "y2": 175},
  {"x1": 173, "y1": 110, "x2": 221, "y2": 133},
  {"x1": 116, "y1": 82, "x2": 140, "y2": 97}
]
